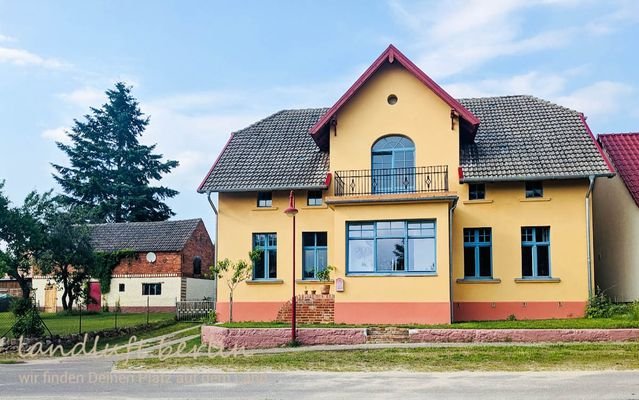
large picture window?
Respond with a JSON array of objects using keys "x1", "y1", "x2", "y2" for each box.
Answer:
[
  {"x1": 463, "y1": 228, "x2": 492, "y2": 278},
  {"x1": 521, "y1": 227, "x2": 550, "y2": 278},
  {"x1": 302, "y1": 232, "x2": 327, "y2": 279},
  {"x1": 347, "y1": 220, "x2": 436, "y2": 274},
  {"x1": 253, "y1": 233, "x2": 277, "y2": 279}
]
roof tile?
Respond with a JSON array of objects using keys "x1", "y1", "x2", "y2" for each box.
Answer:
[
  {"x1": 88, "y1": 219, "x2": 203, "y2": 252},
  {"x1": 599, "y1": 133, "x2": 639, "y2": 207}
]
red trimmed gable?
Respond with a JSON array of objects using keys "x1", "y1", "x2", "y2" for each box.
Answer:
[
  {"x1": 310, "y1": 44, "x2": 479, "y2": 149},
  {"x1": 599, "y1": 133, "x2": 639, "y2": 207}
]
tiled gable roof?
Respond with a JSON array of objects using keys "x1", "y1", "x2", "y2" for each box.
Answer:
[
  {"x1": 458, "y1": 95, "x2": 613, "y2": 182},
  {"x1": 599, "y1": 133, "x2": 639, "y2": 207},
  {"x1": 198, "y1": 96, "x2": 613, "y2": 192},
  {"x1": 198, "y1": 108, "x2": 330, "y2": 193},
  {"x1": 88, "y1": 219, "x2": 202, "y2": 252}
]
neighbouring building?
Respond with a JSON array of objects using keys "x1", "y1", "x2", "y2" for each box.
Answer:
[
  {"x1": 198, "y1": 45, "x2": 613, "y2": 324},
  {"x1": 594, "y1": 133, "x2": 639, "y2": 302},
  {"x1": 0, "y1": 276, "x2": 25, "y2": 297},
  {"x1": 33, "y1": 218, "x2": 215, "y2": 312}
]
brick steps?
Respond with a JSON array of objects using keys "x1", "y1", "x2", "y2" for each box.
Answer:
[
  {"x1": 276, "y1": 294, "x2": 335, "y2": 324},
  {"x1": 366, "y1": 327, "x2": 410, "y2": 343}
]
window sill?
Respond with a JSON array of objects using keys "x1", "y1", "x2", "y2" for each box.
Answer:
[
  {"x1": 246, "y1": 279, "x2": 284, "y2": 285},
  {"x1": 295, "y1": 279, "x2": 334, "y2": 284},
  {"x1": 252, "y1": 207, "x2": 279, "y2": 211},
  {"x1": 462, "y1": 199, "x2": 494, "y2": 205},
  {"x1": 514, "y1": 277, "x2": 560, "y2": 283},
  {"x1": 520, "y1": 198, "x2": 551, "y2": 202},
  {"x1": 346, "y1": 273, "x2": 438, "y2": 277},
  {"x1": 300, "y1": 204, "x2": 328, "y2": 210},
  {"x1": 456, "y1": 278, "x2": 501, "y2": 284}
]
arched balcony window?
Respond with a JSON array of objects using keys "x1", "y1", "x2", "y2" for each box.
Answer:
[{"x1": 371, "y1": 135, "x2": 415, "y2": 193}]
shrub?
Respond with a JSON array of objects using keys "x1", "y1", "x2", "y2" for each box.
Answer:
[
  {"x1": 586, "y1": 288, "x2": 625, "y2": 318},
  {"x1": 10, "y1": 298, "x2": 45, "y2": 337},
  {"x1": 205, "y1": 310, "x2": 217, "y2": 324},
  {"x1": 625, "y1": 301, "x2": 639, "y2": 321},
  {"x1": 506, "y1": 314, "x2": 517, "y2": 321},
  {"x1": 10, "y1": 297, "x2": 33, "y2": 317}
]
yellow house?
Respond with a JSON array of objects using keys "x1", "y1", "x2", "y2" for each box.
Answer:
[{"x1": 198, "y1": 45, "x2": 613, "y2": 324}]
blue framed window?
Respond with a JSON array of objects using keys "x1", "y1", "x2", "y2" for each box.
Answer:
[
  {"x1": 463, "y1": 228, "x2": 492, "y2": 278},
  {"x1": 302, "y1": 232, "x2": 327, "y2": 279},
  {"x1": 347, "y1": 220, "x2": 436, "y2": 274},
  {"x1": 307, "y1": 191, "x2": 323, "y2": 206},
  {"x1": 257, "y1": 192, "x2": 272, "y2": 207},
  {"x1": 252, "y1": 233, "x2": 277, "y2": 279},
  {"x1": 521, "y1": 227, "x2": 550, "y2": 278},
  {"x1": 525, "y1": 181, "x2": 543, "y2": 198},
  {"x1": 371, "y1": 135, "x2": 415, "y2": 194},
  {"x1": 469, "y1": 184, "x2": 485, "y2": 200}
]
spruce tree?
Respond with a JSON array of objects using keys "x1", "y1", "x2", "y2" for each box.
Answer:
[{"x1": 52, "y1": 82, "x2": 178, "y2": 222}]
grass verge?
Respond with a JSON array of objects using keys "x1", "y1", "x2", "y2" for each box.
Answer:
[
  {"x1": 219, "y1": 317, "x2": 639, "y2": 330},
  {"x1": 0, "y1": 311, "x2": 177, "y2": 338},
  {"x1": 118, "y1": 343, "x2": 639, "y2": 372}
]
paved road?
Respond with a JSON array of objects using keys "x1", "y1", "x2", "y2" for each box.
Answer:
[{"x1": 1, "y1": 358, "x2": 639, "y2": 399}]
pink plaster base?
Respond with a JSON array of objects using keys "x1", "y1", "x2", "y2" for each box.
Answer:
[
  {"x1": 409, "y1": 328, "x2": 639, "y2": 343},
  {"x1": 201, "y1": 325, "x2": 367, "y2": 349}
]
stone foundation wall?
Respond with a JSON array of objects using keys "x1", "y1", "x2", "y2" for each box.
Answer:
[
  {"x1": 201, "y1": 325, "x2": 366, "y2": 349},
  {"x1": 408, "y1": 328, "x2": 639, "y2": 343},
  {"x1": 276, "y1": 294, "x2": 334, "y2": 324}
]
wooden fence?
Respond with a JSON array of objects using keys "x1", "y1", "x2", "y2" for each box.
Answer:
[{"x1": 176, "y1": 300, "x2": 215, "y2": 321}]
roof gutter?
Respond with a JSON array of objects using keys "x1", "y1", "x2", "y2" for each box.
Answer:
[
  {"x1": 448, "y1": 198, "x2": 458, "y2": 324},
  {"x1": 198, "y1": 184, "x2": 329, "y2": 194},
  {"x1": 585, "y1": 175, "x2": 595, "y2": 297},
  {"x1": 206, "y1": 191, "x2": 219, "y2": 304},
  {"x1": 460, "y1": 173, "x2": 613, "y2": 184}
]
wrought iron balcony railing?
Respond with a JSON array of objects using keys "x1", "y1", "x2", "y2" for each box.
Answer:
[{"x1": 333, "y1": 165, "x2": 448, "y2": 197}]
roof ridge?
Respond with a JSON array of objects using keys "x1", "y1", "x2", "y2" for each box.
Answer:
[
  {"x1": 232, "y1": 108, "x2": 329, "y2": 136},
  {"x1": 457, "y1": 94, "x2": 533, "y2": 101},
  {"x1": 457, "y1": 94, "x2": 581, "y2": 115},
  {"x1": 86, "y1": 218, "x2": 202, "y2": 227},
  {"x1": 599, "y1": 132, "x2": 639, "y2": 137}
]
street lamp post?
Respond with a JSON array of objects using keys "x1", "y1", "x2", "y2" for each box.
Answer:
[{"x1": 284, "y1": 190, "x2": 299, "y2": 342}]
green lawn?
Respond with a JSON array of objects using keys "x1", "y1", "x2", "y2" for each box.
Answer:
[
  {"x1": 219, "y1": 317, "x2": 639, "y2": 330},
  {"x1": 119, "y1": 342, "x2": 639, "y2": 372},
  {"x1": 0, "y1": 311, "x2": 176, "y2": 337}
]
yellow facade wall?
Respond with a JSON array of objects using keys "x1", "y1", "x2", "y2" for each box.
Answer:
[
  {"x1": 214, "y1": 60, "x2": 593, "y2": 322},
  {"x1": 453, "y1": 180, "x2": 591, "y2": 302}
]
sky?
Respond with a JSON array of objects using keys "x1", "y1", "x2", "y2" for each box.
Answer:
[{"x1": 0, "y1": 0, "x2": 638, "y2": 240}]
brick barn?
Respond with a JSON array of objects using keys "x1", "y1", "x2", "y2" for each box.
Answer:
[{"x1": 33, "y1": 218, "x2": 215, "y2": 312}]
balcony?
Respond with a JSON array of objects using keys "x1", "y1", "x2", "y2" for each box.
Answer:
[{"x1": 333, "y1": 165, "x2": 449, "y2": 197}]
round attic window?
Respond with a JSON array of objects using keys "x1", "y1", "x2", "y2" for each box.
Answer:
[
  {"x1": 146, "y1": 252, "x2": 157, "y2": 263},
  {"x1": 387, "y1": 94, "x2": 398, "y2": 105}
]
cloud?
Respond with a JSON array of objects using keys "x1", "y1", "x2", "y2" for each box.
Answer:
[
  {"x1": 444, "y1": 71, "x2": 569, "y2": 98},
  {"x1": 0, "y1": 47, "x2": 68, "y2": 69},
  {"x1": 0, "y1": 34, "x2": 16, "y2": 43},
  {"x1": 388, "y1": 0, "x2": 593, "y2": 79},
  {"x1": 444, "y1": 66, "x2": 633, "y2": 119},
  {"x1": 58, "y1": 87, "x2": 106, "y2": 109},
  {"x1": 556, "y1": 81, "x2": 634, "y2": 117},
  {"x1": 41, "y1": 126, "x2": 70, "y2": 144}
]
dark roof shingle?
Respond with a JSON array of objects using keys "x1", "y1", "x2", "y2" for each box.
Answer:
[
  {"x1": 458, "y1": 95, "x2": 612, "y2": 181},
  {"x1": 198, "y1": 96, "x2": 613, "y2": 192},
  {"x1": 198, "y1": 108, "x2": 330, "y2": 193},
  {"x1": 88, "y1": 219, "x2": 202, "y2": 252},
  {"x1": 599, "y1": 133, "x2": 639, "y2": 207}
]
